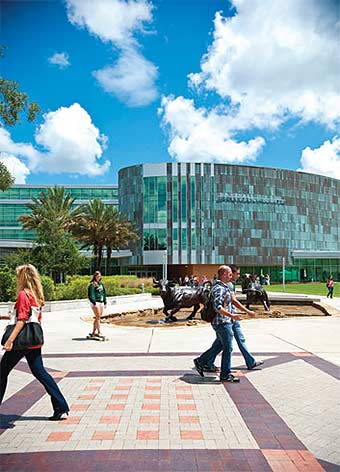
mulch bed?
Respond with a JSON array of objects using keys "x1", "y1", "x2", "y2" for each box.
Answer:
[{"x1": 100, "y1": 304, "x2": 325, "y2": 328}]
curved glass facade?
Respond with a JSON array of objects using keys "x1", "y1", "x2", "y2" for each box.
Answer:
[{"x1": 119, "y1": 163, "x2": 340, "y2": 281}]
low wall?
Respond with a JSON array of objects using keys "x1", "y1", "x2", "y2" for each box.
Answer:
[{"x1": 0, "y1": 293, "x2": 153, "y2": 313}]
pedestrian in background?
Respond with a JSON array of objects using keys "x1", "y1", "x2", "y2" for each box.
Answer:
[
  {"x1": 87, "y1": 270, "x2": 107, "y2": 340},
  {"x1": 326, "y1": 275, "x2": 334, "y2": 299}
]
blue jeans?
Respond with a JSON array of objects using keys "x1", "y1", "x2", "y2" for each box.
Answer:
[
  {"x1": 232, "y1": 321, "x2": 256, "y2": 369},
  {"x1": 203, "y1": 321, "x2": 256, "y2": 370},
  {"x1": 0, "y1": 348, "x2": 69, "y2": 413},
  {"x1": 198, "y1": 322, "x2": 234, "y2": 378}
]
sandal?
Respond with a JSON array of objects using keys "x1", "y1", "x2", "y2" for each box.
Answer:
[{"x1": 220, "y1": 374, "x2": 240, "y2": 383}]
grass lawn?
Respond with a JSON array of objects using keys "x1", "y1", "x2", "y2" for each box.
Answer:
[{"x1": 259, "y1": 282, "x2": 339, "y2": 297}]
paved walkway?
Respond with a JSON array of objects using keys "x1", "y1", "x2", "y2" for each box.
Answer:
[{"x1": 1, "y1": 297, "x2": 339, "y2": 471}]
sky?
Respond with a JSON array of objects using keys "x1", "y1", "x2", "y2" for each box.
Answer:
[{"x1": 1, "y1": 0, "x2": 340, "y2": 185}]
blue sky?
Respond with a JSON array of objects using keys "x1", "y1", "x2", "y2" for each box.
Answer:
[{"x1": 1, "y1": 0, "x2": 339, "y2": 185}]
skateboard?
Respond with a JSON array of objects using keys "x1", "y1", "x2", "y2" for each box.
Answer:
[{"x1": 86, "y1": 334, "x2": 109, "y2": 342}]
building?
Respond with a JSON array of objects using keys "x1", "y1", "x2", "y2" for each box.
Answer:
[
  {"x1": 119, "y1": 163, "x2": 340, "y2": 282},
  {"x1": 1, "y1": 164, "x2": 339, "y2": 282},
  {"x1": 0, "y1": 184, "x2": 119, "y2": 263}
]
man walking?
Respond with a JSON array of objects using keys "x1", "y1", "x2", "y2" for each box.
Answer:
[
  {"x1": 194, "y1": 265, "x2": 263, "y2": 379},
  {"x1": 226, "y1": 264, "x2": 263, "y2": 370},
  {"x1": 194, "y1": 265, "x2": 240, "y2": 382}
]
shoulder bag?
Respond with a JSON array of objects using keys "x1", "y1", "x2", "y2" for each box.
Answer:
[{"x1": 1, "y1": 304, "x2": 44, "y2": 350}]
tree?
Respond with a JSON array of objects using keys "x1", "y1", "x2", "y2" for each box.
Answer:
[
  {"x1": 32, "y1": 222, "x2": 86, "y2": 283},
  {"x1": 19, "y1": 186, "x2": 85, "y2": 282},
  {"x1": 0, "y1": 45, "x2": 41, "y2": 191},
  {"x1": 0, "y1": 161, "x2": 14, "y2": 191},
  {"x1": 19, "y1": 186, "x2": 82, "y2": 232},
  {"x1": 70, "y1": 199, "x2": 107, "y2": 271},
  {"x1": 4, "y1": 248, "x2": 33, "y2": 270},
  {"x1": 0, "y1": 46, "x2": 40, "y2": 126},
  {"x1": 71, "y1": 200, "x2": 139, "y2": 274},
  {"x1": 103, "y1": 206, "x2": 138, "y2": 275}
]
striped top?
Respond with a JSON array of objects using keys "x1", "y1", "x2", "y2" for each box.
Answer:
[{"x1": 211, "y1": 280, "x2": 232, "y2": 326}]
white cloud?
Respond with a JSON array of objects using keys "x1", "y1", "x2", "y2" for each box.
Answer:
[
  {"x1": 0, "y1": 103, "x2": 110, "y2": 177},
  {"x1": 66, "y1": 0, "x2": 153, "y2": 46},
  {"x1": 0, "y1": 127, "x2": 40, "y2": 162},
  {"x1": 0, "y1": 153, "x2": 30, "y2": 184},
  {"x1": 66, "y1": 0, "x2": 157, "y2": 106},
  {"x1": 189, "y1": 0, "x2": 340, "y2": 130},
  {"x1": 159, "y1": 95, "x2": 265, "y2": 163},
  {"x1": 48, "y1": 52, "x2": 71, "y2": 68},
  {"x1": 93, "y1": 48, "x2": 158, "y2": 106},
  {"x1": 299, "y1": 137, "x2": 340, "y2": 180}
]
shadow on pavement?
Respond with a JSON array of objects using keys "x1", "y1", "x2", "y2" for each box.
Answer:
[
  {"x1": 0, "y1": 414, "x2": 49, "y2": 429},
  {"x1": 179, "y1": 373, "x2": 220, "y2": 384}
]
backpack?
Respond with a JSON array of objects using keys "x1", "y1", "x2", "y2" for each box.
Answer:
[{"x1": 200, "y1": 282, "x2": 222, "y2": 322}]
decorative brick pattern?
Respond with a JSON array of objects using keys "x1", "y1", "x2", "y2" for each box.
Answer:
[
  {"x1": 106, "y1": 403, "x2": 125, "y2": 410},
  {"x1": 92, "y1": 431, "x2": 116, "y2": 441},
  {"x1": 263, "y1": 449, "x2": 325, "y2": 471},
  {"x1": 139, "y1": 416, "x2": 160, "y2": 423},
  {"x1": 1, "y1": 350, "x2": 337, "y2": 471},
  {"x1": 78, "y1": 394, "x2": 96, "y2": 400},
  {"x1": 137, "y1": 430, "x2": 159, "y2": 440},
  {"x1": 177, "y1": 403, "x2": 197, "y2": 410},
  {"x1": 100, "y1": 416, "x2": 121, "y2": 424},
  {"x1": 47, "y1": 432, "x2": 73, "y2": 442},
  {"x1": 179, "y1": 416, "x2": 200, "y2": 424}
]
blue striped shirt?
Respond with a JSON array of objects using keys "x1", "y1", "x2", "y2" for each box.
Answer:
[
  {"x1": 211, "y1": 280, "x2": 232, "y2": 326},
  {"x1": 227, "y1": 281, "x2": 236, "y2": 314}
]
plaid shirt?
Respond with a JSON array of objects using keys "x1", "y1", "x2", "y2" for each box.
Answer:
[{"x1": 211, "y1": 280, "x2": 232, "y2": 326}]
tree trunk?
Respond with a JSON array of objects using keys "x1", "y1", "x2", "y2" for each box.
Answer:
[
  {"x1": 96, "y1": 245, "x2": 103, "y2": 271},
  {"x1": 106, "y1": 246, "x2": 112, "y2": 276}
]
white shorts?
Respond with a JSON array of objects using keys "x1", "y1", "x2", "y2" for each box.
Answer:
[{"x1": 90, "y1": 302, "x2": 105, "y2": 309}]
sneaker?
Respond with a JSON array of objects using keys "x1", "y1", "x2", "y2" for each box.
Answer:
[
  {"x1": 220, "y1": 374, "x2": 240, "y2": 383},
  {"x1": 203, "y1": 365, "x2": 221, "y2": 373},
  {"x1": 248, "y1": 360, "x2": 264, "y2": 370},
  {"x1": 87, "y1": 333, "x2": 96, "y2": 339},
  {"x1": 193, "y1": 358, "x2": 204, "y2": 377}
]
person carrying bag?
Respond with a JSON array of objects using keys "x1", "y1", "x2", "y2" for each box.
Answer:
[{"x1": 0, "y1": 264, "x2": 69, "y2": 421}]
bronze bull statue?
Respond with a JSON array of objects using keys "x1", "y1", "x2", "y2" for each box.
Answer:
[
  {"x1": 241, "y1": 274, "x2": 270, "y2": 311},
  {"x1": 153, "y1": 279, "x2": 210, "y2": 322}
]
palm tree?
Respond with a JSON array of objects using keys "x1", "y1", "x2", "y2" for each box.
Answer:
[
  {"x1": 71, "y1": 199, "x2": 107, "y2": 271},
  {"x1": 103, "y1": 206, "x2": 139, "y2": 275},
  {"x1": 71, "y1": 200, "x2": 139, "y2": 274},
  {"x1": 19, "y1": 186, "x2": 84, "y2": 282},
  {"x1": 19, "y1": 186, "x2": 82, "y2": 231}
]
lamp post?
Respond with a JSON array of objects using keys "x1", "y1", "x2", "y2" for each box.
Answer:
[
  {"x1": 282, "y1": 257, "x2": 285, "y2": 292},
  {"x1": 162, "y1": 250, "x2": 168, "y2": 280}
]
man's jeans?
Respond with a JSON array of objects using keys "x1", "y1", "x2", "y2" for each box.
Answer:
[
  {"x1": 198, "y1": 322, "x2": 234, "y2": 378},
  {"x1": 232, "y1": 321, "x2": 255, "y2": 369},
  {"x1": 202, "y1": 321, "x2": 256, "y2": 370}
]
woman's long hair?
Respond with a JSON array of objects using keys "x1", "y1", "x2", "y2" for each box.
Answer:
[
  {"x1": 16, "y1": 264, "x2": 45, "y2": 306},
  {"x1": 90, "y1": 271, "x2": 101, "y2": 288}
]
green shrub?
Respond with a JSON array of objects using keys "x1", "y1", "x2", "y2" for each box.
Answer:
[
  {"x1": 52, "y1": 275, "x2": 154, "y2": 300},
  {"x1": 41, "y1": 276, "x2": 55, "y2": 301},
  {"x1": 0, "y1": 267, "x2": 16, "y2": 302},
  {"x1": 54, "y1": 278, "x2": 89, "y2": 300},
  {"x1": 145, "y1": 286, "x2": 160, "y2": 296}
]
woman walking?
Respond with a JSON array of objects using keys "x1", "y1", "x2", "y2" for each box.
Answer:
[
  {"x1": 326, "y1": 275, "x2": 334, "y2": 299},
  {"x1": 0, "y1": 264, "x2": 69, "y2": 421},
  {"x1": 87, "y1": 270, "x2": 107, "y2": 340}
]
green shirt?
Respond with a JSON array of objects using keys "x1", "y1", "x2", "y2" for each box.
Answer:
[{"x1": 88, "y1": 281, "x2": 107, "y2": 305}]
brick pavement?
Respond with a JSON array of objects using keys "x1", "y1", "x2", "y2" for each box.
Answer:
[{"x1": 1, "y1": 348, "x2": 339, "y2": 471}]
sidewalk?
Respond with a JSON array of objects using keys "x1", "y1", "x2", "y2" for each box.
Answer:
[{"x1": 0, "y1": 298, "x2": 339, "y2": 471}]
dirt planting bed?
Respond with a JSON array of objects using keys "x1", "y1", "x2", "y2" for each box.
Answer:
[{"x1": 99, "y1": 304, "x2": 326, "y2": 328}]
